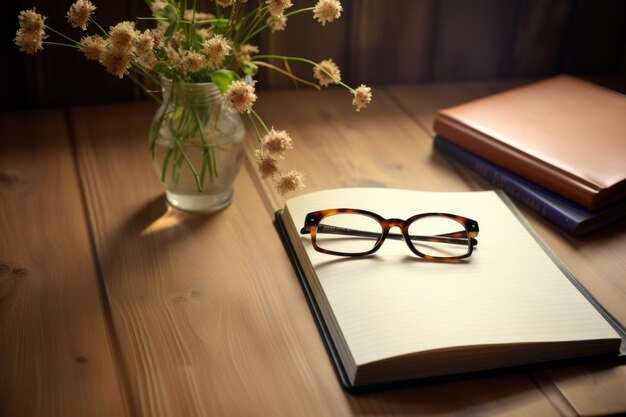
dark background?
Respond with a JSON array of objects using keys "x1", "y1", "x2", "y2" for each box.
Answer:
[{"x1": 3, "y1": 0, "x2": 625, "y2": 111}]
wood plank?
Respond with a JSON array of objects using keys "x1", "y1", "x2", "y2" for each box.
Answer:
[
  {"x1": 511, "y1": 0, "x2": 572, "y2": 76},
  {"x1": 385, "y1": 81, "x2": 626, "y2": 416},
  {"x1": 349, "y1": 0, "x2": 436, "y2": 84},
  {"x1": 69, "y1": 102, "x2": 351, "y2": 416},
  {"x1": 386, "y1": 80, "x2": 532, "y2": 136},
  {"x1": 433, "y1": 0, "x2": 518, "y2": 81},
  {"x1": 0, "y1": 110, "x2": 130, "y2": 417},
  {"x1": 544, "y1": 364, "x2": 626, "y2": 416}
]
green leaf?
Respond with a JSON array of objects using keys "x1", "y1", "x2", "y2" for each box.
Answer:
[
  {"x1": 189, "y1": 68, "x2": 213, "y2": 83},
  {"x1": 210, "y1": 70, "x2": 240, "y2": 93},
  {"x1": 164, "y1": 21, "x2": 179, "y2": 39},
  {"x1": 241, "y1": 61, "x2": 258, "y2": 77},
  {"x1": 163, "y1": 4, "x2": 179, "y2": 22},
  {"x1": 172, "y1": 107, "x2": 183, "y2": 121},
  {"x1": 211, "y1": 18, "x2": 230, "y2": 34},
  {"x1": 186, "y1": 30, "x2": 202, "y2": 50},
  {"x1": 153, "y1": 62, "x2": 169, "y2": 73}
]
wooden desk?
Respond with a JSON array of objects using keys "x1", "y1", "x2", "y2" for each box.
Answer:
[{"x1": 1, "y1": 81, "x2": 625, "y2": 417}]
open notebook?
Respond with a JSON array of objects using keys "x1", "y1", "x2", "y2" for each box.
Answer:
[{"x1": 276, "y1": 188, "x2": 624, "y2": 391}]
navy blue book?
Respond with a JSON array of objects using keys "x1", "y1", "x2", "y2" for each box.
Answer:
[{"x1": 434, "y1": 136, "x2": 626, "y2": 236}]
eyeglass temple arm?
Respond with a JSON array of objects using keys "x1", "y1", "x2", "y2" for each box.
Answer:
[{"x1": 300, "y1": 224, "x2": 477, "y2": 246}]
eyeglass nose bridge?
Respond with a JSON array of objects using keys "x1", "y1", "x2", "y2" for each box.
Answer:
[
  {"x1": 379, "y1": 219, "x2": 410, "y2": 242},
  {"x1": 382, "y1": 218, "x2": 407, "y2": 229}
]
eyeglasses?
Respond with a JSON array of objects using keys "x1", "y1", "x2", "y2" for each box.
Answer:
[{"x1": 300, "y1": 209, "x2": 479, "y2": 260}]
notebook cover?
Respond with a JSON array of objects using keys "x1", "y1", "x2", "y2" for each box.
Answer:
[
  {"x1": 274, "y1": 198, "x2": 626, "y2": 393},
  {"x1": 433, "y1": 135, "x2": 626, "y2": 236},
  {"x1": 433, "y1": 76, "x2": 626, "y2": 210}
]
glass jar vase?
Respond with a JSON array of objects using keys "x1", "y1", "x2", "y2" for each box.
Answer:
[{"x1": 150, "y1": 78, "x2": 245, "y2": 213}]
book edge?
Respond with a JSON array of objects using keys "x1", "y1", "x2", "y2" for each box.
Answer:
[{"x1": 274, "y1": 210, "x2": 356, "y2": 390}]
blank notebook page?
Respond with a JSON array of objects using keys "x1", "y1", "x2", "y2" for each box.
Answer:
[{"x1": 285, "y1": 188, "x2": 620, "y2": 366}]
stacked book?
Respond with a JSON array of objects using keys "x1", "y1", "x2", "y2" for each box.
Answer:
[{"x1": 433, "y1": 75, "x2": 626, "y2": 236}]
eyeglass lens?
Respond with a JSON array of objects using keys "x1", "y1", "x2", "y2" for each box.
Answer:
[
  {"x1": 408, "y1": 216, "x2": 469, "y2": 257},
  {"x1": 316, "y1": 213, "x2": 383, "y2": 254}
]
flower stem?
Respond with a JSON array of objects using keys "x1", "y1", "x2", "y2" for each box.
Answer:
[
  {"x1": 210, "y1": 144, "x2": 218, "y2": 178},
  {"x1": 43, "y1": 41, "x2": 80, "y2": 49},
  {"x1": 201, "y1": 152, "x2": 209, "y2": 187},
  {"x1": 242, "y1": 7, "x2": 314, "y2": 43},
  {"x1": 174, "y1": 139, "x2": 203, "y2": 192},
  {"x1": 253, "y1": 55, "x2": 355, "y2": 91},
  {"x1": 161, "y1": 147, "x2": 174, "y2": 181},
  {"x1": 192, "y1": 107, "x2": 216, "y2": 185},
  {"x1": 214, "y1": 0, "x2": 222, "y2": 20},
  {"x1": 45, "y1": 25, "x2": 80, "y2": 46},
  {"x1": 136, "y1": 16, "x2": 168, "y2": 21},
  {"x1": 131, "y1": 63, "x2": 162, "y2": 87},
  {"x1": 250, "y1": 109, "x2": 270, "y2": 135},
  {"x1": 238, "y1": 7, "x2": 268, "y2": 44},
  {"x1": 128, "y1": 71, "x2": 163, "y2": 104},
  {"x1": 284, "y1": 7, "x2": 316, "y2": 19},
  {"x1": 247, "y1": 112, "x2": 263, "y2": 145},
  {"x1": 253, "y1": 60, "x2": 320, "y2": 90},
  {"x1": 238, "y1": 5, "x2": 265, "y2": 40},
  {"x1": 89, "y1": 17, "x2": 107, "y2": 36}
]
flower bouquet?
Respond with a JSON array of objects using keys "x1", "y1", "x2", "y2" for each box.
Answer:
[{"x1": 15, "y1": 0, "x2": 372, "y2": 208}]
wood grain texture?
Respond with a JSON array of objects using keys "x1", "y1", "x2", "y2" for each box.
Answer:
[
  {"x1": 385, "y1": 80, "x2": 532, "y2": 136},
  {"x1": 385, "y1": 81, "x2": 626, "y2": 415},
  {"x1": 0, "y1": 110, "x2": 129, "y2": 417},
  {"x1": 512, "y1": 0, "x2": 572, "y2": 76},
  {"x1": 432, "y1": 0, "x2": 518, "y2": 81},
  {"x1": 6, "y1": 1, "x2": 625, "y2": 108},
  {"x1": 245, "y1": 87, "x2": 489, "y2": 212},
  {"x1": 349, "y1": 0, "x2": 435, "y2": 84},
  {"x1": 69, "y1": 102, "x2": 351, "y2": 417}
]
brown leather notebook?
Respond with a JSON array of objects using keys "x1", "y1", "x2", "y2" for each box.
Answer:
[{"x1": 434, "y1": 75, "x2": 626, "y2": 210}]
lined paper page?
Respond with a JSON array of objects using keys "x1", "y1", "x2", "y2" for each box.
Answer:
[{"x1": 285, "y1": 188, "x2": 620, "y2": 367}]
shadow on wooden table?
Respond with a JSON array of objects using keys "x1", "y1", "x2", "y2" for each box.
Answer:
[
  {"x1": 346, "y1": 373, "x2": 550, "y2": 415},
  {"x1": 128, "y1": 194, "x2": 220, "y2": 238}
]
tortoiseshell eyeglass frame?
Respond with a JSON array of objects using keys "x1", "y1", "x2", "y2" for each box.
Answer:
[{"x1": 300, "y1": 208, "x2": 479, "y2": 260}]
